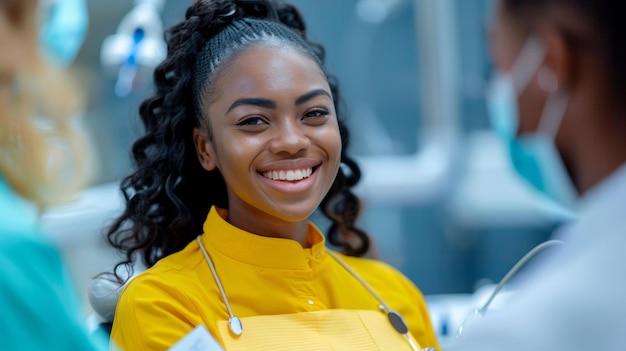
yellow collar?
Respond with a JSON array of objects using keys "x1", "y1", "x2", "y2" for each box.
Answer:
[{"x1": 199, "y1": 206, "x2": 327, "y2": 269}]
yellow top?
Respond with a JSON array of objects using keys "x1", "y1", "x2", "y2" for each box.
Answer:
[{"x1": 111, "y1": 207, "x2": 440, "y2": 351}]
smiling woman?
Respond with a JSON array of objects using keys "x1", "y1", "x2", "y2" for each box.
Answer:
[
  {"x1": 193, "y1": 44, "x2": 341, "y2": 245},
  {"x1": 102, "y1": 1, "x2": 440, "y2": 350}
]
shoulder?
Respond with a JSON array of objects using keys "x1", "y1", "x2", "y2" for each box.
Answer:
[
  {"x1": 0, "y1": 224, "x2": 66, "y2": 298},
  {"x1": 331, "y1": 253, "x2": 427, "y2": 312},
  {"x1": 0, "y1": 230, "x2": 54, "y2": 259},
  {"x1": 0, "y1": 201, "x2": 61, "y2": 276},
  {"x1": 0, "y1": 180, "x2": 40, "y2": 239},
  {"x1": 112, "y1": 248, "x2": 209, "y2": 350},
  {"x1": 334, "y1": 253, "x2": 417, "y2": 292},
  {"x1": 118, "y1": 249, "x2": 205, "y2": 306},
  {"x1": 336, "y1": 253, "x2": 398, "y2": 273},
  {"x1": 115, "y1": 239, "x2": 209, "y2": 315},
  {"x1": 332, "y1": 252, "x2": 441, "y2": 350},
  {"x1": 0, "y1": 183, "x2": 73, "y2": 285}
]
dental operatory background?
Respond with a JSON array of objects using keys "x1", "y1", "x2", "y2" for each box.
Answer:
[{"x1": 39, "y1": 0, "x2": 571, "y2": 347}]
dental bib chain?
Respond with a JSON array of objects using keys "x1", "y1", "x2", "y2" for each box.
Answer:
[
  {"x1": 326, "y1": 251, "x2": 424, "y2": 351},
  {"x1": 196, "y1": 236, "x2": 435, "y2": 351},
  {"x1": 196, "y1": 236, "x2": 243, "y2": 336}
]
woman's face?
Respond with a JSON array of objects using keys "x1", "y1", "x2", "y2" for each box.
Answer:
[
  {"x1": 489, "y1": 2, "x2": 547, "y2": 135},
  {"x1": 0, "y1": 1, "x2": 36, "y2": 80},
  {"x1": 194, "y1": 44, "x2": 341, "y2": 229}
]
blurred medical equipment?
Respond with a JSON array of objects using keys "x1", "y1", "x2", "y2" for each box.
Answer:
[
  {"x1": 40, "y1": 183, "x2": 124, "y2": 307},
  {"x1": 38, "y1": 0, "x2": 89, "y2": 67},
  {"x1": 88, "y1": 258, "x2": 146, "y2": 323},
  {"x1": 354, "y1": 0, "x2": 460, "y2": 206},
  {"x1": 455, "y1": 239, "x2": 564, "y2": 338},
  {"x1": 427, "y1": 238, "x2": 563, "y2": 349},
  {"x1": 100, "y1": 0, "x2": 166, "y2": 97}
]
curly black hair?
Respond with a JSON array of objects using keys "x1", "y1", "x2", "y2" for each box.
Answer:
[{"x1": 106, "y1": 0, "x2": 370, "y2": 281}]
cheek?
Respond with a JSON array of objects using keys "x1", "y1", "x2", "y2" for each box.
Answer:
[
  {"x1": 489, "y1": 8, "x2": 526, "y2": 73},
  {"x1": 212, "y1": 136, "x2": 259, "y2": 176},
  {"x1": 517, "y1": 79, "x2": 548, "y2": 134},
  {"x1": 317, "y1": 123, "x2": 342, "y2": 162},
  {"x1": 491, "y1": 34, "x2": 519, "y2": 73}
]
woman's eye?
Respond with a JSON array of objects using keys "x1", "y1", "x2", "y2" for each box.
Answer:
[
  {"x1": 236, "y1": 116, "x2": 266, "y2": 126},
  {"x1": 304, "y1": 109, "x2": 329, "y2": 119}
]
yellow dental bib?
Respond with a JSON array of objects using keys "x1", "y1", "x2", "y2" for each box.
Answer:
[{"x1": 216, "y1": 309, "x2": 421, "y2": 350}]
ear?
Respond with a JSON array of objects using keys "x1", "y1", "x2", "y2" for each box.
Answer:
[
  {"x1": 536, "y1": 23, "x2": 576, "y2": 92},
  {"x1": 193, "y1": 127, "x2": 218, "y2": 171}
]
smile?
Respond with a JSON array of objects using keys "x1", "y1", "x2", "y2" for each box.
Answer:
[{"x1": 262, "y1": 168, "x2": 313, "y2": 181}]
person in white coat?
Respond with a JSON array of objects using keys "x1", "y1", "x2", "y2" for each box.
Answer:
[{"x1": 455, "y1": 0, "x2": 626, "y2": 350}]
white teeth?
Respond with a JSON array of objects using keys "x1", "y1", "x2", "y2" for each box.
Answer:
[
  {"x1": 263, "y1": 168, "x2": 314, "y2": 181},
  {"x1": 286, "y1": 170, "x2": 295, "y2": 181}
]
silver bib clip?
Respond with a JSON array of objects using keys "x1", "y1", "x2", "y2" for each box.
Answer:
[
  {"x1": 228, "y1": 316, "x2": 243, "y2": 336},
  {"x1": 387, "y1": 310, "x2": 409, "y2": 335}
]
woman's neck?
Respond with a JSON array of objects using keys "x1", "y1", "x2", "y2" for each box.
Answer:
[{"x1": 225, "y1": 206, "x2": 311, "y2": 248}]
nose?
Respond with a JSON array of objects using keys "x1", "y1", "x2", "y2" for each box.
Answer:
[{"x1": 268, "y1": 118, "x2": 310, "y2": 155}]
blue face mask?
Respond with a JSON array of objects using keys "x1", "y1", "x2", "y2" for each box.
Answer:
[
  {"x1": 38, "y1": 0, "x2": 89, "y2": 67},
  {"x1": 486, "y1": 38, "x2": 579, "y2": 211}
]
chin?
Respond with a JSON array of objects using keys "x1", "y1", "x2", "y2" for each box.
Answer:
[{"x1": 269, "y1": 204, "x2": 319, "y2": 223}]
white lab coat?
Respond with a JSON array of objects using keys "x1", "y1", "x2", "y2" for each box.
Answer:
[{"x1": 454, "y1": 163, "x2": 626, "y2": 351}]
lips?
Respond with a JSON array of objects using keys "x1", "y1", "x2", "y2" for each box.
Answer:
[{"x1": 262, "y1": 168, "x2": 313, "y2": 181}]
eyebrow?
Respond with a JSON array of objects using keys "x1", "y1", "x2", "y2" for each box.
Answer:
[
  {"x1": 295, "y1": 89, "x2": 332, "y2": 106},
  {"x1": 226, "y1": 89, "x2": 332, "y2": 113},
  {"x1": 227, "y1": 98, "x2": 276, "y2": 113}
]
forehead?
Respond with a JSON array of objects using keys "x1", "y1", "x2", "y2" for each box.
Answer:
[{"x1": 210, "y1": 44, "x2": 329, "y2": 101}]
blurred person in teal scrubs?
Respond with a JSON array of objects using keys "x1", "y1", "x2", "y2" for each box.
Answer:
[{"x1": 0, "y1": 0, "x2": 106, "y2": 349}]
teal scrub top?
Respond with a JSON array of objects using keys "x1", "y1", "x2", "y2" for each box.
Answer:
[{"x1": 0, "y1": 178, "x2": 107, "y2": 350}]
